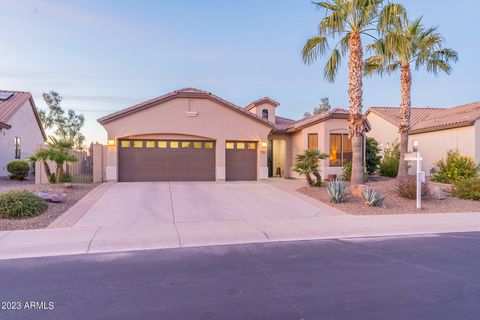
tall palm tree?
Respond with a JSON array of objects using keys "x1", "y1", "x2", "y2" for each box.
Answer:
[
  {"x1": 365, "y1": 17, "x2": 458, "y2": 178},
  {"x1": 302, "y1": 0, "x2": 405, "y2": 184}
]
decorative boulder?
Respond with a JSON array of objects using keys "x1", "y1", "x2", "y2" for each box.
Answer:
[
  {"x1": 427, "y1": 184, "x2": 447, "y2": 200},
  {"x1": 349, "y1": 184, "x2": 369, "y2": 198}
]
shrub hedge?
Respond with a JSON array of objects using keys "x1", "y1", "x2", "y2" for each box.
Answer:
[
  {"x1": 452, "y1": 178, "x2": 480, "y2": 201},
  {"x1": 0, "y1": 190, "x2": 48, "y2": 219},
  {"x1": 6, "y1": 160, "x2": 30, "y2": 180},
  {"x1": 431, "y1": 150, "x2": 480, "y2": 184}
]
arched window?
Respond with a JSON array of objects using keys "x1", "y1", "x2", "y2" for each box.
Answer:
[{"x1": 262, "y1": 109, "x2": 269, "y2": 120}]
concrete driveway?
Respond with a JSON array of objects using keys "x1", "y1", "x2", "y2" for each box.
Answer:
[{"x1": 74, "y1": 181, "x2": 331, "y2": 227}]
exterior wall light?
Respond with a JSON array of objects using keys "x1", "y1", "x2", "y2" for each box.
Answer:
[
  {"x1": 107, "y1": 139, "x2": 116, "y2": 146},
  {"x1": 412, "y1": 140, "x2": 419, "y2": 152},
  {"x1": 260, "y1": 141, "x2": 268, "y2": 148}
]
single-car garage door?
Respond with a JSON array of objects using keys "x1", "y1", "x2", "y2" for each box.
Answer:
[
  {"x1": 118, "y1": 139, "x2": 215, "y2": 182},
  {"x1": 225, "y1": 141, "x2": 257, "y2": 181}
]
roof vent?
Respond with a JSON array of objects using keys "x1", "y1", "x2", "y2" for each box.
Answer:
[{"x1": 0, "y1": 92, "x2": 13, "y2": 100}]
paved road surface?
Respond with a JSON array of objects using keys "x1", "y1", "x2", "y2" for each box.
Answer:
[{"x1": 1, "y1": 233, "x2": 479, "y2": 320}]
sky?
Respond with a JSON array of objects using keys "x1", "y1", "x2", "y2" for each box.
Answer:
[{"x1": 0, "y1": 0, "x2": 478, "y2": 144}]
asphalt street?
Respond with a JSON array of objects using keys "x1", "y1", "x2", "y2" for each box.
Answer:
[{"x1": 1, "y1": 232, "x2": 479, "y2": 320}]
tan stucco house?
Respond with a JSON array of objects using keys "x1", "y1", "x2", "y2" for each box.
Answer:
[
  {"x1": 98, "y1": 88, "x2": 365, "y2": 182},
  {"x1": 0, "y1": 91, "x2": 46, "y2": 177},
  {"x1": 366, "y1": 101, "x2": 480, "y2": 175}
]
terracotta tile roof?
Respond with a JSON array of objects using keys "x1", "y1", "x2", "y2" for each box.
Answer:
[
  {"x1": 0, "y1": 90, "x2": 46, "y2": 140},
  {"x1": 245, "y1": 97, "x2": 280, "y2": 111},
  {"x1": 366, "y1": 107, "x2": 440, "y2": 128},
  {"x1": 411, "y1": 101, "x2": 480, "y2": 133},
  {"x1": 366, "y1": 102, "x2": 480, "y2": 133},
  {"x1": 98, "y1": 88, "x2": 274, "y2": 128},
  {"x1": 273, "y1": 115, "x2": 295, "y2": 131},
  {"x1": 0, "y1": 91, "x2": 32, "y2": 128}
]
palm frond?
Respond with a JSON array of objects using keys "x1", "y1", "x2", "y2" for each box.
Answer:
[
  {"x1": 302, "y1": 35, "x2": 329, "y2": 65},
  {"x1": 324, "y1": 49, "x2": 341, "y2": 82}
]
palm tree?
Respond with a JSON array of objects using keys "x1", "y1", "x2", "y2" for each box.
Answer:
[
  {"x1": 293, "y1": 150, "x2": 328, "y2": 186},
  {"x1": 30, "y1": 136, "x2": 78, "y2": 184},
  {"x1": 302, "y1": 0, "x2": 405, "y2": 184},
  {"x1": 365, "y1": 17, "x2": 458, "y2": 178}
]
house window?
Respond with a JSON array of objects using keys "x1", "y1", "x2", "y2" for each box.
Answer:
[
  {"x1": 329, "y1": 134, "x2": 352, "y2": 166},
  {"x1": 262, "y1": 109, "x2": 269, "y2": 120},
  {"x1": 307, "y1": 134, "x2": 318, "y2": 150},
  {"x1": 14, "y1": 137, "x2": 21, "y2": 159}
]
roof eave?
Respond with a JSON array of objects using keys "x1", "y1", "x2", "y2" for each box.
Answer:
[{"x1": 411, "y1": 121, "x2": 475, "y2": 134}]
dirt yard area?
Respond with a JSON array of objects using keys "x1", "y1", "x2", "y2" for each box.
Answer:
[
  {"x1": 298, "y1": 178, "x2": 480, "y2": 215},
  {"x1": 0, "y1": 180, "x2": 98, "y2": 230}
]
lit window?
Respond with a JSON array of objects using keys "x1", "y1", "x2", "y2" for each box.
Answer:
[
  {"x1": 158, "y1": 141, "x2": 167, "y2": 148},
  {"x1": 226, "y1": 142, "x2": 234, "y2": 149},
  {"x1": 121, "y1": 141, "x2": 131, "y2": 148},
  {"x1": 133, "y1": 141, "x2": 143, "y2": 148},
  {"x1": 248, "y1": 143, "x2": 256, "y2": 150},
  {"x1": 146, "y1": 141, "x2": 155, "y2": 148},
  {"x1": 237, "y1": 142, "x2": 245, "y2": 149},
  {"x1": 329, "y1": 134, "x2": 352, "y2": 167},
  {"x1": 14, "y1": 137, "x2": 21, "y2": 159},
  {"x1": 193, "y1": 142, "x2": 202, "y2": 149},
  {"x1": 182, "y1": 141, "x2": 191, "y2": 148},
  {"x1": 170, "y1": 141, "x2": 179, "y2": 148},
  {"x1": 308, "y1": 134, "x2": 318, "y2": 150},
  {"x1": 205, "y1": 142, "x2": 214, "y2": 149}
]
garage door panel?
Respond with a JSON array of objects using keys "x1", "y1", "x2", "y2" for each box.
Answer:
[
  {"x1": 226, "y1": 141, "x2": 257, "y2": 181},
  {"x1": 118, "y1": 139, "x2": 215, "y2": 182}
]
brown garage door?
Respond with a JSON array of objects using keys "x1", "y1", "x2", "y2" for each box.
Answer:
[
  {"x1": 118, "y1": 139, "x2": 215, "y2": 182},
  {"x1": 225, "y1": 141, "x2": 257, "y2": 181}
]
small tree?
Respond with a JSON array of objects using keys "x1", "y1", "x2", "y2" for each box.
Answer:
[
  {"x1": 304, "y1": 97, "x2": 331, "y2": 117},
  {"x1": 293, "y1": 150, "x2": 328, "y2": 186},
  {"x1": 365, "y1": 137, "x2": 382, "y2": 175},
  {"x1": 38, "y1": 91, "x2": 86, "y2": 149},
  {"x1": 30, "y1": 137, "x2": 78, "y2": 184},
  {"x1": 379, "y1": 143, "x2": 400, "y2": 177}
]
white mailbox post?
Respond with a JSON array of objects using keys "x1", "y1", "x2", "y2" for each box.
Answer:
[{"x1": 404, "y1": 152, "x2": 424, "y2": 209}]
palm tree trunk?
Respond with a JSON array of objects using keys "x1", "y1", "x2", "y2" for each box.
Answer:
[
  {"x1": 43, "y1": 161, "x2": 51, "y2": 178},
  {"x1": 55, "y1": 163, "x2": 63, "y2": 184},
  {"x1": 305, "y1": 173, "x2": 314, "y2": 187},
  {"x1": 348, "y1": 31, "x2": 365, "y2": 185},
  {"x1": 398, "y1": 63, "x2": 412, "y2": 178}
]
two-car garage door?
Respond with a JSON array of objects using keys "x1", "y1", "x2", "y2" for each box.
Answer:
[
  {"x1": 118, "y1": 139, "x2": 257, "y2": 182},
  {"x1": 118, "y1": 139, "x2": 215, "y2": 182}
]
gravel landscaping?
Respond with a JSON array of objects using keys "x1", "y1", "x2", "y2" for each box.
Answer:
[
  {"x1": 0, "y1": 179, "x2": 98, "y2": 230},
  {"x1": 298, "y1": 177, "x2": 480, "y2": 215}
]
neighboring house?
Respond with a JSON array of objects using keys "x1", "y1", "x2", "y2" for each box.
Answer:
[
  {"x1": 98, "y1": 88, "x2": 369, "y2": 182},
  {"x1": 366, "y1": 101, "x2": 480, "y2": 174},
  {"x1": 0, "y1": 91, "x2": 46, "y2": 177}
]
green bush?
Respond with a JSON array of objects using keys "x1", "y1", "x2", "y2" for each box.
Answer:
[
  {"x1": 6, "y1": 160, "x2": 30, "y2": 180},
  {"x1": 0, "y1": 190, "x2": 47, "y2": 219},
  {"x1": 431, "y1": 150, "x2": 480, "y2": 184},
  {"x1": 343, "y1": 161, "x2": 352, "y2": 181},
  {"x1": 452, "y1": 178, "x2": 480, "y2": 201},
  {"x1": 366, "y1": 137, "x2": 382, "y2": 175},
  {"x1": 379, "y1": 143, "x2": 400, "y2": 178},
  {"x1": 48, "y1": 173, "x2": 72, "y2": 184},
  {"x1": 397, "y1": 177, "x2": 427, "y2": 199}
]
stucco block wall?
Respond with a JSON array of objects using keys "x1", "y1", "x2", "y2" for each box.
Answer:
[
  {"x1": 409, "y1": 125, "x2": 477, "y2": 175},
  {"x1": 0, "y1": 100, "x2": 45, "y2": 176},
  {"x1": 365, "y1": 113, "x2": 399, "y2": 148},
  {"x1": 102, "y1": 97, "x2": 272, "y2": 181},
  {"x1": 289, "y1": 118, "x2": 349, "y2": 179}
]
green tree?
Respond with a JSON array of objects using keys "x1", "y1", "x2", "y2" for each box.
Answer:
[
  {"x1": 364, "y1": 17, "x2": 458, "y2": 178},
  {"x1": 301, "y1": 0, "x2": 405, "y2": 185},
  {"x1": 293, "y1": 150, "x2": 328, "y2": 186},
  {"x1": 304, "y1": 97, "x2": 331, "y2": 117},
  {"x1": 30, "y1": 137, "x2": 78, "y2": 184},
  {"x1": 39, "y1": 91, "x2": 86, "y2": 149},
  {"x1": 365, "y1": 137, "x2": 382, "y2": 175}
]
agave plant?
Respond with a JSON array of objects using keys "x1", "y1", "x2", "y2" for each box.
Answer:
[
  {"x1": 361, "y1": 188, "x2": 385, "y2": 207},
  {"x1": 326, "y1": 179, "x2": 347, "y2": 203}
]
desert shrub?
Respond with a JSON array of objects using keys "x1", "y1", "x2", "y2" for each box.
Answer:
[
  {"x1": 431, "y1": 150, "x2": 480, "y2": 184},
  {"x1": 397, "y1": 176, "x2": 428, "y2": 199},
  {"x1": 452, "y1": 178, "x2": 480, "y2": 201},
  {"x1": 326, "y1": 179, "x2": 347, "y2": 203},
  {"x1": 366, "y1": 137, "x2": 382, "y2": 175},
  {"x1": 6, "y1": 160, "x2": 30, "y2": 180},
  {"x1": 0, "y1": 190, "x2": 47, "y2": 219},
  {"x1": 343, "y1": 161, "x2": 352, "y2": 181},
  {"x1": 379, "y1": 143, "x2": 400, "y2": 178},
  {"x1": 361, "y1": 188, "x2": 385, "y2": 207}
]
